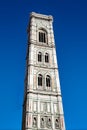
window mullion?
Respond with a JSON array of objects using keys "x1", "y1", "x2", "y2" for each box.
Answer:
[
  {"x1": 39, "y1": 32, "x2": 40, "y2": 42},
  {"x1": 44, "y1": 33, "x2": 45, "y2": 43}
]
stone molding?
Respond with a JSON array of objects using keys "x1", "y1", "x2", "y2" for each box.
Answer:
[
  {"x1": 28, "y1": 41, "x2": 55, "y2": 48},
  {"x1": 30, "y1": 12, "x2": 53, "y2": 21},
  {"x1": 28, "y1": 64, "x2": 58, "y2": 70},
  {"x1": 27, "y1": 89, "x2": 61, "y2": 96}
]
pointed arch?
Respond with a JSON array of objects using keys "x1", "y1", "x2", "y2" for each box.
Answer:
[
  {"x1": 46, "y1": 75, "x2": 51, "y2": 87},
  {"x1": 38, "y1": 74, "x2": 43, "y2": 86},
  {"x1": 45, "y1": 53, "x2": 49, "y2": 63},
  {"x1": 38, "y1": 28, "x2": 48, "y2": 43},
  {"x1": 38, "y1": 52, "x2": 42, "y2": 62}
]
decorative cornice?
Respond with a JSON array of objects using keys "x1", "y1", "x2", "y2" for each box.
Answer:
[
  {"x1": 26, "y1": 89, "x2": 61, "y2": 97},
  {"x1": 28, "y1": 41, "x2": 55, "y2": 48},
  {"x1": 28, "y1": 64, "x2": 58, "y2": 70},
  {"x1": 30, "y1": 12, "x2": 53, "y2": 21}
]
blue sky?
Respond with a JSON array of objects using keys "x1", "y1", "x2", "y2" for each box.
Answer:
[{"x1": 0, "y1": 0, "x2": 87, "y2": 130}]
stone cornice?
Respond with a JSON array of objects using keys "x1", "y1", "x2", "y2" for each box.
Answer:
[
  {"x1": 28, "y1": 41, "x2": 55, "y2": 48},
  {"x1": 30, "y1": 12, "x2": 53, "y2": 21},
  {"x1": 26, "y1": 111, "x2": 64, "y2": 116},
  {"x1": 26, "y1": 89, "x2": 61, "y2": 97},
  {"x1": 28, "y1": 64, "x2": 58, "y2": 70}
]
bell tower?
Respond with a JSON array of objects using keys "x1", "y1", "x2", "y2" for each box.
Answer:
[{"x1": 22, "y1": 12, "x2": 66, "y2": 130}]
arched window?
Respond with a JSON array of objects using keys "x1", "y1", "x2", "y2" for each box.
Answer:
[
  {"x1": 46, "y1": 75, "x2": 50, "y2": 87},
  {"x1": 45, "y1": 53, "x2": 49, "y2": 63},
  {"x1": 41, "y1": 118, "x2": 44, "y2": 127},
  {"x1": 55, "y1": 118, "x2": 60, "y2": 128},
  {"x1": 33, "y1": 117, "x2": 37, "y2": 127},
  {"x1": 38, "y1": 74, "x2": 42, "y2": 86},
  {"x1": 38, "y1": 52, "x2": 42, "y2": 62},
  {"x1": 38, "y1": 29, "x2": 47, "y2": 43}
]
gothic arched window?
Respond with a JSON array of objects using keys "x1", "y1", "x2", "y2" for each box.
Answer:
[
  {"x1": 45, "y1": 53, "x2": 49, "y2": 63},
  {"x1": 38, "y1": 74, "x2": 42, "y2": 86},
  {"x1": 38, "y1": 52, "x2": 42, "y2": 62},
  {"x1": 38, "y1": 29, "x2": 47, "y2": 43},
  {"x1": 46, "y1": 75, "x2": 51, "y2": 87}
]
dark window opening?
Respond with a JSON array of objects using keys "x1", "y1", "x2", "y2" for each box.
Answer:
[
  {"x1": 33, "y1": 117, "x2": 37, "y2": 127},
  {"x1": 45, "y1": 53, "x2": 49, "y2": 63},
  {"x1": 38, "y1": 52, "x2": 42, "y2": 62},
  {"x1": 46, "y1": 75, "x2": 50, "y2": 87},
  {"x1": 39, "y1": 32, "x2": 46, "y2": 43},
  {"x1": 38, "y1": 74, "x2": 42, "y2": 86}
]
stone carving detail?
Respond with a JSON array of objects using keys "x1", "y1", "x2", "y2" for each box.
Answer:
[
  {"x1": 44, "y1": 103, "x2": 47, "y2": 112},
  {"x1": 41, "y1": 102, "x2": 47, "y2": 113},
  {"x1": 55, "y1": 118, "x2": 60, "y2": 129},
  {"x1": 41, "y1": 117, "x2": 44, "y2": 128},
  {"x1": 54, "y1": 103, "x2": 58, "y2": 113},
  {"x1": 47, "y1": 117, "x2": 51, "y2": 128},
  {"x1": 33, "y1": 117, "x2": 37, "y2": 127},
  {"x1": 33, "y1": 101, "x2": 37, "y2": 112},
  {"x1": 40, "y1": 116, "x2": 52, "y2": 128}
]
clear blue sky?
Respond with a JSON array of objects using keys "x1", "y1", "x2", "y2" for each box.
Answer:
[{"x1": 0, "y1": 0, "x2": 87, "y2": 130}]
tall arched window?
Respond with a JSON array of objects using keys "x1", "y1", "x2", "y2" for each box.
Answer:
[
  {"x1": 46, "y1": 75, "x2": 50, "y2": 87},
  {"x1": 33, "y1": 117, "x2": 37, "y2": 127},
  {"x1": 38, "y1": 74, "x2": 42, "y2": 86},
  {"x1": 38, "y1": 52, "x2": 42, "y2": 62},
  {"x1": 38, "y1": 29, "x2": 47, "y2": 43},
  {"x1": 45, "y1": 53, "x2": 49, "y2": 63}
]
